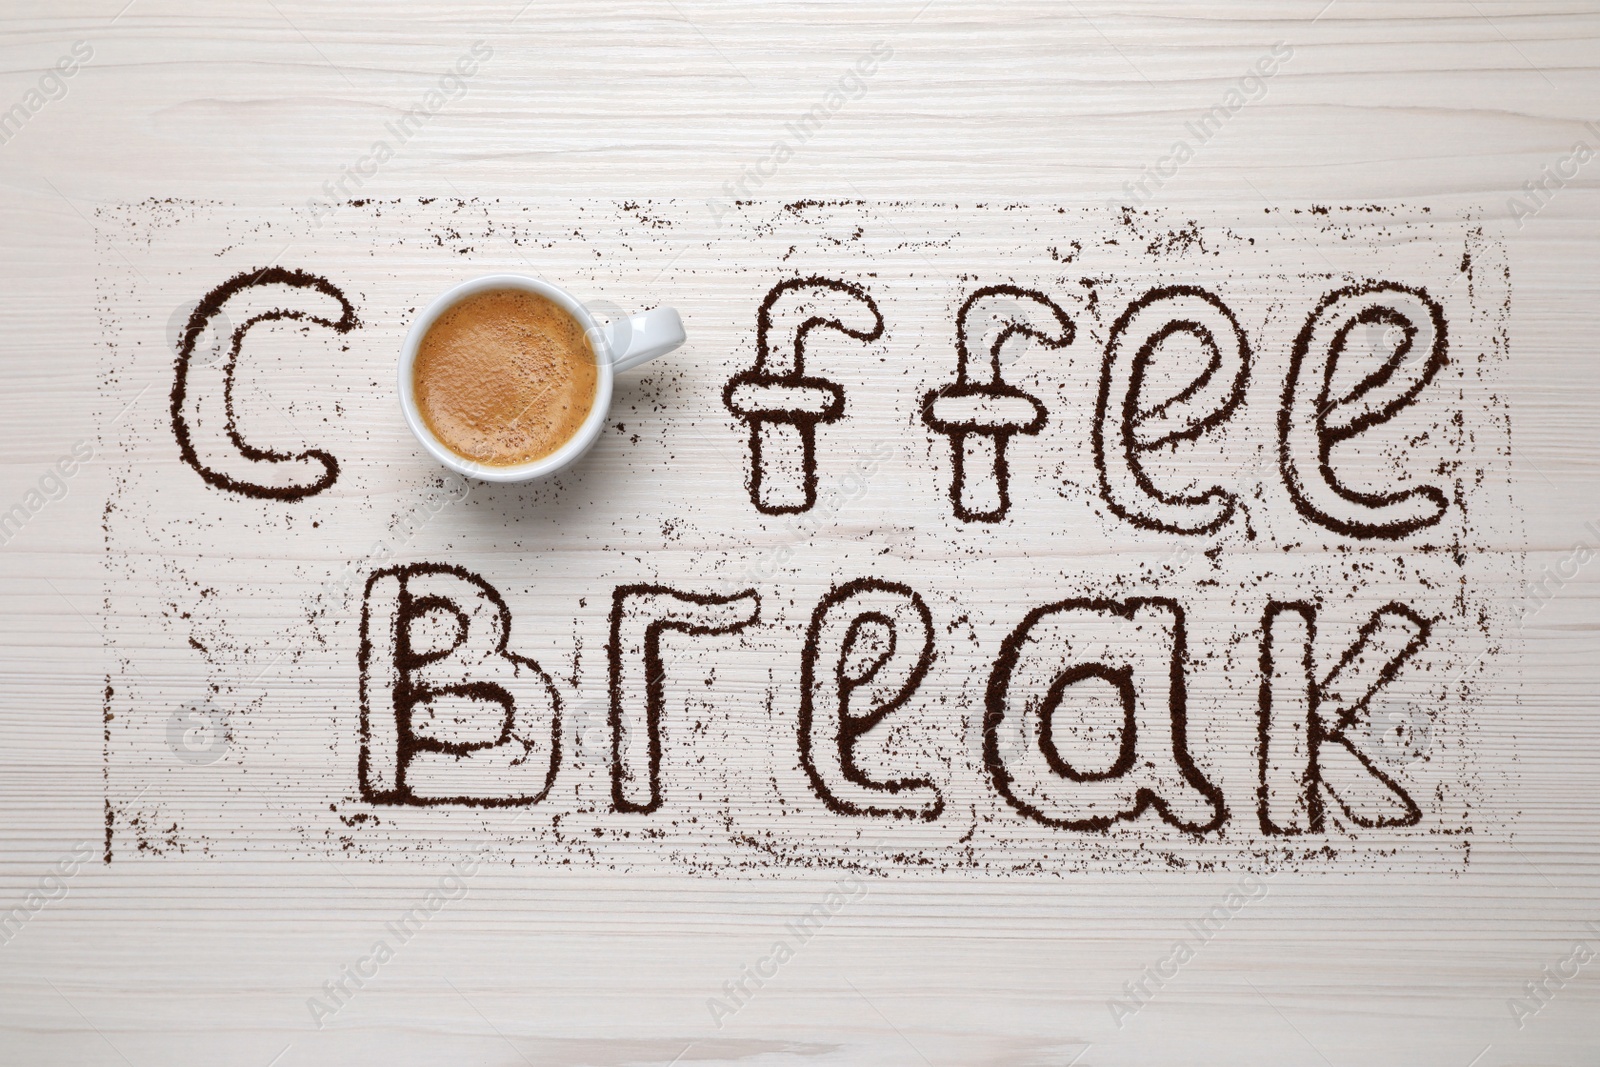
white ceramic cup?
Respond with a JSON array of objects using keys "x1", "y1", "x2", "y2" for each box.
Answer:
[{"x1": 399, "y1": 274, "x2": 685, "y2": 482}]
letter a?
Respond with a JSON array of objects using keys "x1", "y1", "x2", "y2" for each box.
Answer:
[{"x1": 984, "y1": 598, "x2": 1226, "y2": 834}]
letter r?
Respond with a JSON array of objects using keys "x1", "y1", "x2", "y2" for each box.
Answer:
[{"x1": 609, "y1": 585, "x2": 760, "y2": 812}]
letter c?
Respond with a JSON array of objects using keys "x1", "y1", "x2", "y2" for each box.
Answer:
[{"x1": 172, "y1": 267, "x2": 357, "y2": 500}]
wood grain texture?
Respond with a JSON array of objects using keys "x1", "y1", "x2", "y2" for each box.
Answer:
[{"x1": 0, "y1": 2, "x2": 1597, "y2": 1065}]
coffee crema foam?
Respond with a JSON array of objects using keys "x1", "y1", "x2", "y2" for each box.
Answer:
[{"x1": 413, "y1": 289, "x2": 598, "y2": 466}]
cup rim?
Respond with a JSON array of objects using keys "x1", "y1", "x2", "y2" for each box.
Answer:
[{"x1": 398, "y1": 274, "x2": 615, "y2": 483}]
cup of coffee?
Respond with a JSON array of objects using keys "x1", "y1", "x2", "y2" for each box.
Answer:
[{"x1": 399, "y1": 274, "x2": 685, "y2": 482}]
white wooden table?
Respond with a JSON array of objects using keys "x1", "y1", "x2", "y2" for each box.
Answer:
[{"x1": 1, "y1": 3, "x2": 1597, "y2": 1064}]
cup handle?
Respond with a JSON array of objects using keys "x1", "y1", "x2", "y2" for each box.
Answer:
[{"x1": 604, "y1": 307, "x2": 686, "y2": 373}]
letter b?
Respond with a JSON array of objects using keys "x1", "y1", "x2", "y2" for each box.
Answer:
[{"x1": 360, "y1": 564, "x2": 560, "y2": 805}]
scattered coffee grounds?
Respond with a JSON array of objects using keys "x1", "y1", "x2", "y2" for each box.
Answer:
[{"x1": 99, "y1": 199, "x2": 1512, "y2": 876}]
